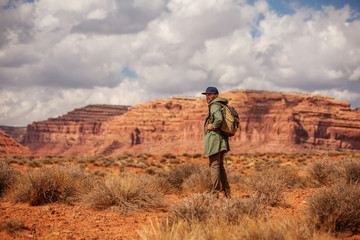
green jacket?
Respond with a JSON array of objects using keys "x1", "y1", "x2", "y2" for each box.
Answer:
[{"x1": 204, "y1": 97, "x2": 230, "y2": 157}]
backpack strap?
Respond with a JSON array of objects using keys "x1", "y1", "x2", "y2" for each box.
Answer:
[{"x1": 208, "y1": 102, "x2": 224, "y2": 124}]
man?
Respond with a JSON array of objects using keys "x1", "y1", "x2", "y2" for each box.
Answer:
[{"x1": 202, "y1": 86, "x2": 231, "y2": 199}]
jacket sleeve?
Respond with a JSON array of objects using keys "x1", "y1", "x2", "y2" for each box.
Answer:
[{"x1": 210, "y1": 104, "x2": 223, "y2": 130}]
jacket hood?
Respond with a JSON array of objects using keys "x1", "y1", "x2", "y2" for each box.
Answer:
[{"x1": 210, "y1": 97, "x2": 228, "y2": 105}]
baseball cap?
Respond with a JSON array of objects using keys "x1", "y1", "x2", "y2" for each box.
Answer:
[{"x1": 201, "y1": 87, "x2": 219, "y2": 95}]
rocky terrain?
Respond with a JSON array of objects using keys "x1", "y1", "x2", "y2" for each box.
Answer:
[
  {"x1": 0, "y1": 129, "x2": 31, "y2": 155},
  {"x1": 0, "y1": 126, "x2": 26, "y2": 143},
  {"x1": 20, "y1": 104, "x2": 129, "y2": 156},
  {"x1": 20, "y1": 90, "x2": 360, "y2": 156}
]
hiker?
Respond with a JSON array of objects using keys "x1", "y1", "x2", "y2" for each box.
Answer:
[{"x1": 202, "y1": 86, "x2": 231, "y2": 199}]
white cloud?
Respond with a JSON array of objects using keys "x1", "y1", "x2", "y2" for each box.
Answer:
[
  {"x1": 0, "y1": 0, "x2": 359, "y2": 126},
  {"x1": 0, "y1": 79, "x2": 146, "y2": 126},
  {"x1": 350, "y1": 66, "x2": 360, "y2": 81},
  {"x1": 87, "y1": 9, "x2": 108, "y2": 20},
  {"x1": 312, "y1": 89, "x2": 360, "y2": 109}
]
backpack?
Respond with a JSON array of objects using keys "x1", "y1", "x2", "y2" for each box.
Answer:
[{"x1": 211, "y1": 102, "x2": 240, "y2": 137}]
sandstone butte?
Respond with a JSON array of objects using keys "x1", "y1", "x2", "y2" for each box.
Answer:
[
  {"x1": 0, "y1": 129, "x2": 31, "y2": 155},
  {"x1": 15, "y1": 90, "x2": 360, "y2": 156}
]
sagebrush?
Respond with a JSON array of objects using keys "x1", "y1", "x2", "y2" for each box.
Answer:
[
  {"x1": 7, "y1": 166, "x2": 95, "y2": 205},
  {"x1": 83, "y1": 173, "x2": 164, "y2": 212}
]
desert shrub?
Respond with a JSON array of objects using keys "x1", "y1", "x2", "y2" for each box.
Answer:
[
  {"x1": 0, "y1": 217, "x2": 29, "y2": 234},
  {"x1": 307, "y1": 159, "x2": 338, "y2": 186},
  {"x1": 169, "y1": 159, "x2": 180, "y2": 164},
  {"x1": 192, "y1": 153, "x2": 202, "y2": 158},
  {"x1": 0, "y1": 162, "x2": 20, "y2": 197},
  {"x1": 167, "y1": 195, "x2": 211, "y2": 224},
  {"x1": 157, "y1": 163, "x2": 210, "y2": 193},
  {"x1": 140, "y1": 209, "x2": 329, "y2": 240},
  {"x1": 83, "y1": 173, "x2": 163, "y2": 212},
  {"x1": 182, "y1": 166, "x2": 211, "y2": 194},
  {"x1": 145, "y1": 168, "x2": 157, "y2": 175},
  {"x1": 277, "y1": 168, "x2": 311, "y2": 189},
  {"x1": 213, "y1": 196, "x2": 263, "y2": 223},
  {"x1": 7, "y1": 166, "x2": 95, "y2": 205},
  {"x1": 308, "y1": 183, "x2": 360, "y2": 233},
  {"x1": 167, "y1": 195, "x2": 262, "y2": 226},
  {"x1": 28, "y1": 160, "x2": 41, "y2": 168},
  {"x1": 150, "y1": 160, "x2": 162, "y2": 168},
  {"x1": 337, "y1": 159, "x2": 360, "y2": 185},
  {"x1": 245, "y1": 170, "x2": 288, "y2": 207},
  {"x1": 162, "y1": 153, "x2": 177, "y2": 159}
]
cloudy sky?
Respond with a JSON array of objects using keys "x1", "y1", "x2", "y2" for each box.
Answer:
[{"x1": 0, "y1": 0, "x2": 359, "y2": 126}]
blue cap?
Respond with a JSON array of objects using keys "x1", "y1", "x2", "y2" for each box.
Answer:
[{"x1": 201, "y1": 87, "x2": 219, "y2": 95}]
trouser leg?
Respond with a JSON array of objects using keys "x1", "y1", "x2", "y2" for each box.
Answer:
[
  {"x1": 219, "y1": 151, "x2": 230, "y2": 192},
  {"x1": 209, "y1": 152, "x2": 221, "y2": 198},
  {"x1": 209, "y1": 151, "x2": 230, "y2": 198}
]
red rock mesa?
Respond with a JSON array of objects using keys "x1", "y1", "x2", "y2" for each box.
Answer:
[{"x1": 21, "y1": 90, "x2": 360, "y2": 156}]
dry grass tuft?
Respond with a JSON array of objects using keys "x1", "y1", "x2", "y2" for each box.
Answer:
[
  {"x1": 307, "y1": 159, "x2": 338, "y2": 186},
  {"x1": 0, "y1": 217, "x2": 29, "y2": 234},
  {"x1": 245, "y1": 170, "x2": 288, "y2": 207},
  {"x1": 83, "y1": 173, "x2": 164, "y2": 212},
  {"x1": 337, "y1": 159, "x2": 360, "y2": 185},
  {"x1": 139, "y1": 215, "x2": 331, "y2": 240},
  {"x1": 308, "y1": 158, "x2": 360, "y2": 187},
  {"x1": 166, "y1": 195, "x2": 211, "y2": 224},
  {"x1": 0, "y1": 162, "x2": 20, "y2": 197},
  {"x1": 157, "y1": 163, "x2": 210, "y2": 194},
  {"x1": 6, "y1": 166, "x2": 95, "y2": 205},
  {"x1": 277, "y1": 168, "x2": 311, "y2": 189},
  {"x1": 308, "y1": 183, "x2": 360, "y2": 233},
  {"x1": 166, "y1": 194, "x2": 262, "y2": 226}
]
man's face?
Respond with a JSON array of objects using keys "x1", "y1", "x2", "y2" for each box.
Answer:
[{"x1": 205, "y1": 93, "x2": 218, "y2": 103}]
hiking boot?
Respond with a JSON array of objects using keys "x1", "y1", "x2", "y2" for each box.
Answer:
[{"x1": 224, "y1": 188, "x2": 231, "y2": 199}]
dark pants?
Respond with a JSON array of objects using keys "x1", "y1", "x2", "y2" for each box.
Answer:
[{"x1": 209, "y1": 151, "x2": 230, "y2": 198}]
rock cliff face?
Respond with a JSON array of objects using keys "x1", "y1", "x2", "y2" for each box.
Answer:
[
  {"x1": 0, "y1": 126, "x2": 27, "y2": 143},
  {"x1": 22, "y1": 90, "x2": 360, "y2": 156},
  {"x1": 22, "y1": 105, "x2": 129, "y2": 155},
  {"x1": 0, "y1": 129, "x2": 31, "y2": 155}
]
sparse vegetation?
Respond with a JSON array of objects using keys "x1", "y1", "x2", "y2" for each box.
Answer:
[
  {"x1": 140, "y1": 207, "x2": 330, "y2": 240},
  {"x1": 245, "y1": 169, "x2": 288, "y2": 207},
  {"x1": 0, "y1": 162, "x2": 20, "y2": 197},
  {"x1": 307, "y1": 159, "x2": 338, "y2": 186},
  {"x1": 83, "y1": 173, "x2": 164, "y2": 212},
  {"x1": 1, "y1": 152, "x2": 360, "y2": 239},
  {"x1": 0, "y1": 217, "x2": 29, "y2": 234},
  {"x1": 157, "y1": 163, "x2": 210, "y2": 193},
  {"x1": 337, "y1": 158, "x2": 360, "y2": 185},
  {"x1": 308, "y1": 183, "x2": 360, "y2": 233},
  {"x1": 6, "y1": 166, "x2": 95, "y2": 205},
  {"x1": 166, "y1": 195, "x2": 262, "y2": 226}
]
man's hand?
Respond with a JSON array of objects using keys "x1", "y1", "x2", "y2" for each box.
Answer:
[{"x1": 206, "y1": 124, "x2": 213, "y2": 131}]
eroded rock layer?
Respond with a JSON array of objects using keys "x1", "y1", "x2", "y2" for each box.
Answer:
[
  {"x1": 22, "y1": 90, "x2": 360, "y2": 156},
  {"x1": 0, "y1": 129, "x2": 31, "y2": 155},
  {"x1": 22, "y1": 105, "x2": 129, "y2": 155},
  {"x1": 0, "y1": 126, "x2": 27, "y2": 143}
]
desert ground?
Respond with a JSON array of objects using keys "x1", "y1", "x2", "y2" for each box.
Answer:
[{"x1": 1, "y1": 152, "x2": 360, "y2": 240}]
